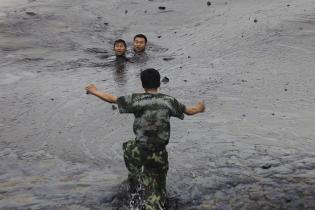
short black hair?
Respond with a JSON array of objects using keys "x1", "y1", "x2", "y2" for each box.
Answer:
[
  {"x1": 141, "y1": 68, "x2": 160, "y2": 89},
  {"x1": 133, "y1": 34, "x2": 147, "y2": 44},
  {"x1": 114, "y1": 39, "x2": 127, "y2": 48}
]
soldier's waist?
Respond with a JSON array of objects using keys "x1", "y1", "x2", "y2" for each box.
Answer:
[{"x1": 135, "y1": 141, "x2": 166, "y2": 152}]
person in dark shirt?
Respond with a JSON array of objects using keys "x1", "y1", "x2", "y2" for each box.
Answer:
[{"x1": 85, "y1": 68, "x2": 205, "y2": 209}]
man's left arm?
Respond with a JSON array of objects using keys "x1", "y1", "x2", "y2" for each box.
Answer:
[{"x1": 85, "y1": 84, "x2": 117, "y2": 104}]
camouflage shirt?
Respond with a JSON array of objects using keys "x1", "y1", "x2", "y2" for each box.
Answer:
[{"x1": 117, "y1": 93, "x2": 186, "y2": 151}]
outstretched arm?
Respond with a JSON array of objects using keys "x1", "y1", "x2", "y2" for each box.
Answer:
[
  {"x1": 85, "y1": 84, "x2": 117, "y2": 104},
  {"x1": 184, "y1": 101, "x2": 205, "y2": 115}
]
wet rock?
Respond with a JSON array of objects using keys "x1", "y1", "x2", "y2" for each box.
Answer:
[
  {"x1": 161, "y1": 77, "x2": 169, "y2": 84},
  {"x1": 207, "y1": 1, "x2": 211, "y2": 7},
  {"x1": 26, "y1": 12, "x2": 37, "y2": 16},
  {"x1": 158, "y1": 6, "x2": 166, "y2": 10},
  {"x1": 112, "y1": 105, "x2": 117, "y2": 110},
  {"x1": 163, "y1": 57, "x2": 174, "y2": 61},
  {"x1": 261, "y1": 164, "x2": 272, "y2": 169}
]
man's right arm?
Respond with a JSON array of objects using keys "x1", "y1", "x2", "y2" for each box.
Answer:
[
  {"x1": 184, "y1": 101, "x2": 205, "y2": 115},
  {"x1": 85, "y1": 84, "x2": 117, "y2": 103}
]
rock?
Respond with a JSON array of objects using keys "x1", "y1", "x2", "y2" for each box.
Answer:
[
  {"x1": 158, "y1": 6, "x2": 166, "y2": 10},
  {"x1": 112, "y1": 105, "x2": 117, "y2": 110},
  {"x1": 26, "y1": 12, "x2": 37, "y2": 16},
  {"x1": 161, "y1": 77, "x2": 169, "y2": 84},
  {"x1": 163, "y1": 57, "x2": 174, "y2": 61},
  {"x1": 261, "y1": 164, "x2": 272, "y2": 169},
  {"x1": 207, "y1": 1, "x2": 211, "y2": 7}
]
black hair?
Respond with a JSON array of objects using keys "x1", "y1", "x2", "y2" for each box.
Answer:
[
  {"x1": 141, "y1": 68, "x2": 160, "y2": 89},
  {"x1": 133, "y1": 34, "x2": 147, "y2": 44},
  {"x1": 114, "y1": 39, "x2": 127, "y2": 48}
]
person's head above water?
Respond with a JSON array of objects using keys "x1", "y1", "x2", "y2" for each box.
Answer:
[
  {"x1": 113, "y1": 39, "x2": 127, "y2": 56},
  {"x1": 133, "y1": 34, "x2": 147, "y2": 53},
  {"x1": 141, "y1": 68, "x2": 160, "y2": 90}
]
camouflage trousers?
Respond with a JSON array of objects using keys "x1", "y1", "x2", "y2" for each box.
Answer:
[{"x1": 123, "y1": 140, "x2": 169, "y2": 210}]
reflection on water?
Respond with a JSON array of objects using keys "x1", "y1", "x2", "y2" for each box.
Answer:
[{"x1": 113, "y1": 58, "x2": 128, "y2": 86}]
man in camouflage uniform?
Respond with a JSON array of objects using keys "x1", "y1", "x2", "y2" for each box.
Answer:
[{"x1": 86, "y1": 68, "x2": 205, "y2": 209}]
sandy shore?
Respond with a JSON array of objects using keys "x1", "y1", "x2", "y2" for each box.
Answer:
[{"x1": 1, "y1": 0, "x2": 315, "y2": 209}]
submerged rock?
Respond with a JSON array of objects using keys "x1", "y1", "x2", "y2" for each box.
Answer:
[{"x1": 161, "y1": 76, "x2": 169, "y2": 83}]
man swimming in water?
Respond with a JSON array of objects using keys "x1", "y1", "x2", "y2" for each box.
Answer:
[
  {"x1": 113, "y1": 39, "x2": 128, "y2": 62},
  {"x1": 129, "y1": 34, "x2": 149, "y2": 63}
]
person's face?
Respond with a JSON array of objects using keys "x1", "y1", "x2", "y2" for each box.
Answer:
[
  {"x1": 133, "y1": 37, "x2": 146, "y2": 53},
  {"x1": 114, "y1": 42, "x2": 126, "y2": 56}
]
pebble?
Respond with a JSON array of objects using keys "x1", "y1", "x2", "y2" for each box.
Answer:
[
  {"x1": 26, "y1": 12, "x2": 36, "y2": 16},
  {"x1": 163, "y1": 57, "x2": 174, "y2": 61},
  {"x1": 261, "y1": 164, "x2": 272, "y2": 169},
  {"x1": 161, "y1": 77, "x2": 169, "y2": 84}
]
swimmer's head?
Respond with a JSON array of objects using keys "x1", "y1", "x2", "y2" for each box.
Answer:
[
  {"x1": 113, "y1": 39, "x2": 127, "y2": 56},
  {"x1": 141, "y1": 68, "x2": 160, "y2": 89},
  {"x1": 133, "y1": 34, "x2": 147, "y2": 53}
]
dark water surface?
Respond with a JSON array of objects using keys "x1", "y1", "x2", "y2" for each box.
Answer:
[{"x1": 1, "y1": 0, "x2": 315, "y2": 209}]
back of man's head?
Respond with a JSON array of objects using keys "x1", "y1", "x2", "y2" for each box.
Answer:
[{"x1": 141, "y1": 68, "x2": 160, "y2": 89}]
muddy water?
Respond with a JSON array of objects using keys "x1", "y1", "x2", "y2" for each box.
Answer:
[{"x1": 1, "y1": 0, "x2": 315, "y2": 209}]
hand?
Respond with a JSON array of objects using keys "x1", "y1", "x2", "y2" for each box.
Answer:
[
  {"x1": 196, "y1": 101, "x2": 205, "y2": 113},
  {"x1": 85, "y1": 84, "x2": 97, "y2": 94}
]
